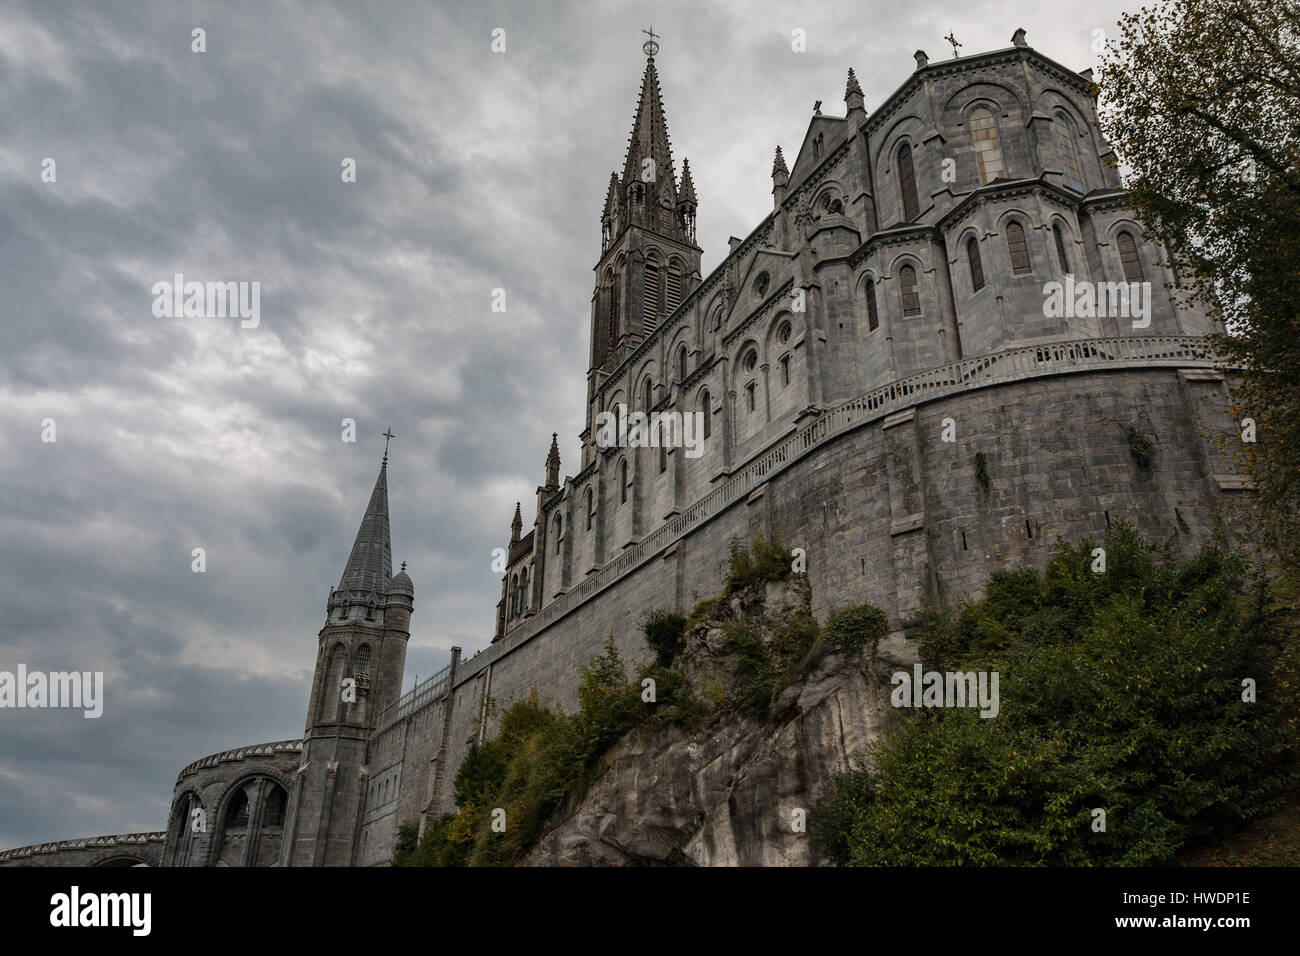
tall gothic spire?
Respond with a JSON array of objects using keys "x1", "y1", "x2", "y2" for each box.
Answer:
[
  {"x1": 621, "y1": 55, "x2": 677, "y2": 191},
  {"x1": 338, "y1": 458, "x2": 392, "y2": 594}
]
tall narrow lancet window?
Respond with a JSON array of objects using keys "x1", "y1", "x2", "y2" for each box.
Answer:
[
  {"x1": 1117, "y1": 231, "x2": 1144, "y2": 283},
  {"x1": 352, "y1": 644, "x2": 372, "y2": 721},
  {"x1": 319, "y1": 643, "x2": 346, "y2": 721},
  {"x1": 665, "y1": 260, "x2": 684, "y2": 315},
  {"x1": 1053, "y1": 224, "x2": 1071, "y2": 274},
  {"x1": 1055, "y1": 112, "x2": 1084, "y2": 191},
  {"x1": 699, "y1": 389, "x2": 711, "y2": 439},
  {"x1": 642, "y1": 377, "x2": 653, "y2": 412},
  {"x1": 1006, "y1": 222, "x2": 1031, "y2": 274},
  {"x1": 865, "y1": 278, "x2": 880, "y2": 330},
  {"x1": 604, "y1": 269, "x2": 617, "y2": 349},
  {"x1": 897, "y1": 143, "x2": 919, "y2": 222},
  {"x1": 554, "y1": 514, "x2": 562, "y2": 553},
  {"x1": 643, "y1": 251, "x2": 661, "y2": 333},
  {"x1": 678, "y1": 344, "x2": 688, "y2": 382},
  {"x1": 899, "y1": 265, "x2": 921, "y2": 316},
  {"x1": 585, "y1": 488, "x2": 594, "y2": 531},
  {"x1": 620, "y1": 460, "x2": 629, "y2": 504},
  {"x1": 967, "y1": 238, "x2": 985, "y2": 291},
  {"x1": 745, "y1": 381, "x2": 757, "y2": 412},
  {"x1": 970, "y1": 108, "x2": 1004, "y2": 184}
]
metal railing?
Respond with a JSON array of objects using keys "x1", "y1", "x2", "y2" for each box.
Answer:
[{"x1": 373, "y1": 660, "x2": 453, "y2": 732}]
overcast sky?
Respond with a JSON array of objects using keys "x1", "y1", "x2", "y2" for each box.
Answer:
[{"x1": 0, "y1": 0, "x2": 1137, "y2": 849}]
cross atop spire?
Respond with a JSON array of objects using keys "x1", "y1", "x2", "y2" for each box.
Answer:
[
  {"x1": 944, "y1": 30, "x2": 962, "y2": 58},
  {"x1": 382, "y1": 427, "x2": 396, "y2": 464},
  {"x1": 642, "y1": 24, "x2": 660, "y2": 58}
]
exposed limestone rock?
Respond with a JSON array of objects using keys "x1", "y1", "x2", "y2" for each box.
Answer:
[{"x1": 522, "y1": 575, "x2": 918, "y2": 866}]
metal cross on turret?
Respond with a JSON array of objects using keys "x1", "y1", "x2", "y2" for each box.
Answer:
[
  {"x1": 945, "y1": 30, "x2": 962, "y2": 58},
  {"x1": 382, "y1": 428, "x2": 395, "y2": 463},
  {"x1": 642, "y1": 24, "x2": 660, "y2": 58}
]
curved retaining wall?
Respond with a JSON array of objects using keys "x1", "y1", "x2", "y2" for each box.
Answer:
[
  {"x1": 429, "y1": 348, "x2": 1245, "y2": 814},
  {"x1": 0, "y1": 832, "x2": 165, "y2": 867}
]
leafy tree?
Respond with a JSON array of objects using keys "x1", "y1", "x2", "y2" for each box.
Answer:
[
  {"x1": 811, "y1": 524, "x2": 1296, "y2": 866},
  {"x1": 1098, "y1": 0, "x2": 1300, "y2": 568}
]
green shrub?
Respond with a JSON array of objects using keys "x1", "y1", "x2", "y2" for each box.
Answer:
[
  {"x1": 643, "y1": 610, "x2": 687, "y2": 666},
  {"x1": 728, "y1": 611, "x2": 820, "y2": 719},
  {"x1": 1128, "y1": 425, "x2": 1155, "y2": 470},
  {"x1": 726, "y1": 535, "x2": 792, "y2": 592},
  {"x1": 824, "y1": 604, "x2": 888, "y2": 654},
  {"x1": 811, "y1": 523, "x2": 1297, "y2": 866}
]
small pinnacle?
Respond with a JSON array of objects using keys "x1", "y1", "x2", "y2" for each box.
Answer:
[
  {"x1": 846, "y1": 67, "x2": 863, "y2": 99},
  {"x1": 400, "y1": 561, "x2": 406, "y2": 573}
]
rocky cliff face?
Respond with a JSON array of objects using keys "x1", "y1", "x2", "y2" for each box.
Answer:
[{"x1": 523, "y1": 575, "x2": 918, "y2": 866}]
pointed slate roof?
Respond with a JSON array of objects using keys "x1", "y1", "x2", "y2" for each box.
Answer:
[
  {"x1": 602, "y1": 171, "x2": 621, "y2": 219},
  {"x1": 338, "y1": 461, "x2": 392, "y2": 594},
  {"x1": 678, "y1": 158, "x2": 697, "y2": 205},
  {"x1": 621, "y1": 56, "x2": 677, "y2": 191}
]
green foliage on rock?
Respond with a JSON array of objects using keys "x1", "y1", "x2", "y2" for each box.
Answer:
[
  {"x1": 643, "y1": 610, "x2": 687, "y2": 666},
  {"x1": 397, "y1": 637, "x2": 706, "y2": 866},
  {"x1": 812, "y1": 522, "x2": 1297, "y2": 866},
  {"x1": 824, "y1": 604, "x2": 889, "y2": 654},
  {"x1": 726, "y1": 534, "x2": 792, "y2": 591},
  {"x1": 728, "y1": 611, "x2": 821, "y2": 719}
]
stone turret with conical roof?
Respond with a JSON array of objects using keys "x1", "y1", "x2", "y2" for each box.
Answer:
[{"x1": 286, "y1": 444, "x2": 414, "y2": 866}]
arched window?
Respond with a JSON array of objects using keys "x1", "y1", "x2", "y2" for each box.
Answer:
[
  {"x1": 1055, "y1": 112, "x2": 1084, "y2": 191},
  {"x1": 223, "y1": 786, "x2": 250, "y2": 832},
  {"x1": 776, "y1": 320, "x2": 792, "y2": 345},
  {"x1": 865, "y1": 278, "x2": 879, "y2": 330},
  {"x1": 642, "y1": 377, "x2": 653, "y2": 412},
  {"x1": 518, "y1": 569, "x2": 528, "y2": 615},
  {"x1": 967, "y1": 238, "x2": 985, "y2": 291},
  {"x1": 585, "y1": 488, "x2": 594, "y2": 531},
  {"x1": 508, "y1": 573, "x2": 519, "y2": 618},
  {"x1": 643, "y1": 251, "x2": 661, "y2": 333},
  {"x1": 899, "y1": 265, "x2": 921, "y2": 316},
  {"x1": 1117, "y1": 231, "x2": 1144, "y2": 282},
  {"x1": 262, "y1": 784, "x2": 287, "y2": 828},
  {"x1": 969, "y1": 108, "x2": 1005, "y2": 184},
  {"x1": 353, "y1": 644, "x2": 371, "y2": 721},
  {"x1": 745, "y1": 381, "x2": 757, "y2": 412},
  {"x1": 318, "y1": 643, "x2": 346, "y2": 721},
  {"x1": 780, "y1": 354, "x2": 790, "y2": 387},
  {"x1": 700, "y1": 390, "x2": 711, "y2": 440},
  {"x1": 665, "y1": 259, "x2": 684, "y2": 315},
  {"x1": 603, "y1": 268, "x2": 617, "y2": 349},
  {"x1": 677, "y1": 344, "x2": 688, "y2": 382},
  {"x1": 897, "y1": 143, "x2": 919, "y2": 221},
  {"x1": 1006, "y1": 222, "x2": 1031, "y2": 274},
  {"x1": 554, "y1": 514, "x2": 562, "y2": 553},
  {"x1": 1053, "y1": 224, "x2": 1071, "y2": 274},
  {"x1": 620, "y1": 460, "x2": 628, "y2": 504},
  {"x1": 659, "y1": 441, "x2": 667, "y2": 473}
]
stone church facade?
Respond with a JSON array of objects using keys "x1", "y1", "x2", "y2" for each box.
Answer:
[{"x1": 0, "y1": 31, "x2": 1248, "y2": 868}]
